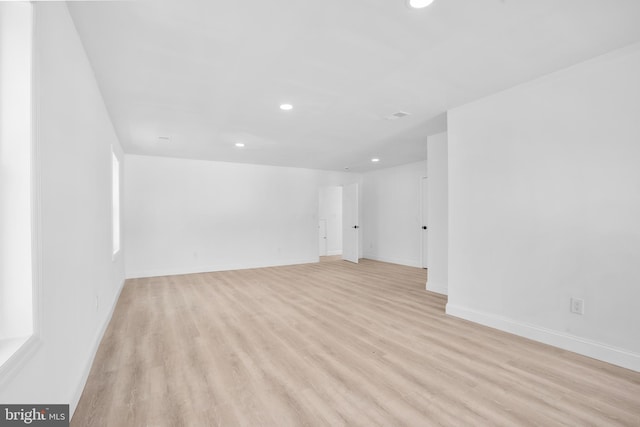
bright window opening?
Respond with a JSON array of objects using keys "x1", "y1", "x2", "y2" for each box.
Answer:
[{"x1": 0, "y1": 2, "x2": 34, "y2": 368}]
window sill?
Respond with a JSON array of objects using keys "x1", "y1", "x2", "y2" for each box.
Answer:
[
  {"x1": 0, "y1": 337, "x2": 29, "y2": 365},
  {"x1": 0, "y1": 335, "x2": 39, "y2": 385}
]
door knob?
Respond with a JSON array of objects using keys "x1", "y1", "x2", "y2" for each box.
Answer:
[{"x1": 353, "y1": 225, "x2": 359, "y2": 229}]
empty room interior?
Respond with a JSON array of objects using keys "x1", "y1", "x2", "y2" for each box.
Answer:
[{"x1": 1, "y1": 0, "x2": 640, "y2": 425}]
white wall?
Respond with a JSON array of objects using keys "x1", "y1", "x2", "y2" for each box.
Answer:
[
  {"x1": 125, "y1": 155, "x2": 358, "y2": 278},
  {"x1": 318, "y1": 186, "x2": 343, "y2": 256},
  {"x1": 0, "y1": 2, "x2": 126, "y2": 415},
  {"x1": 362, "y1": 161, "x2": 426, "y2": 267},
  {"x1": 426, "y1": 132, "x2": 448, "y2": 295},
  {"x1": 447, "y1": 42, "x2": 640, "y2": 371}
]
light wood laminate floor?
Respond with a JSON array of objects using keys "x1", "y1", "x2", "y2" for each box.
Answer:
[{"x1": 72, "y1": 259, "x2": 640, "y2": 426}]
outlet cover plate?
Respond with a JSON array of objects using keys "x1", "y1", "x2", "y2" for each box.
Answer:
[{"x1": 570, "y1": 297, "x2": 585, "y2": 315}]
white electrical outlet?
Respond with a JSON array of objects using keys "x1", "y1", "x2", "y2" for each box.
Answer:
[
  {"x1": 570, "y1": 297, "x2": 584, "y2": 315},
  {"x1": 95, "y1": 296, "x2": 99, "y2": 311}
]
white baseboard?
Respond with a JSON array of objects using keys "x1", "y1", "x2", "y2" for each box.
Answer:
[
  {"x1": 326, "y1": 250, "x2": 342, "y2": 256},
  {"x1": 126, "y1": 258, "x2": 318, "y2": 279},
  {"x1": 426, "y1": 280, "x2": 448, "y2": 295},
  {"x1": 446, "y1": 303, "x2": 640, "y2": 372},
  {"x1": 363, "y1": 253, "x2": 422, "y2": 268},
  {"x1": 70, "y1": 278, "x2": 126, "y2": 417}
]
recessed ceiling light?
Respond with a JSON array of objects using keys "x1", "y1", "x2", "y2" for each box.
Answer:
[
  {"x1": 386, "y1": 111, "x2": 411, "y2": 120},
  {"x1": 408, "y1": 0, "x2": 434, "y2": 9},
  {"x1": 371, "y1": 158, "x2": 380, "y2": 163},
  {"x1": 235, "y1": 142, "x2": 245, "y2": 148},
  {"x1": 280, "y1": 103, "x2": 293, "y2": 111}
]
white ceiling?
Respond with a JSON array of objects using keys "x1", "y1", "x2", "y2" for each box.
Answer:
[{"x1": 68, "y1": 0, "x2": 640, "y2": 172}]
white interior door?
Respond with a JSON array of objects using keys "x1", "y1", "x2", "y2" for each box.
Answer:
[
  {"x1": 342, "y1": 183, "x2": 359, "y2": 263},
  {"x1": 421, "y1": 177, "x2": 429, "y2": 268},
  {"x1": 318, "y1": 219, "x2": 327, "y2": 256}
]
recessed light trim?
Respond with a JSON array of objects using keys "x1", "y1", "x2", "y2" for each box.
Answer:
[
  {"x1": 408, "y1": 0, "x2": 434, "y2": 9},
  {"x1": 387, "y1": 111, "x2": 411, "y2": 120},
  {"x1": 235, "y1": 142, "x2": 245, "y2": 148},
  {"x1": 280, "y1": 103, "x2": 293, "y2": 111},
  {"x1": 371, "y1": 158, "x2": 380, "y2": 163}
]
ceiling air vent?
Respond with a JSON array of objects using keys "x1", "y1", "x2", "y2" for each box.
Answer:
[{"x1": 386, "y1": 111, "x2": 411, "y2": 120}]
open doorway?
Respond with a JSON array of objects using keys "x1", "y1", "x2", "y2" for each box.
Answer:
[{"x1": 318, "y1": 186, "x2": 343, "y2": 261}]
